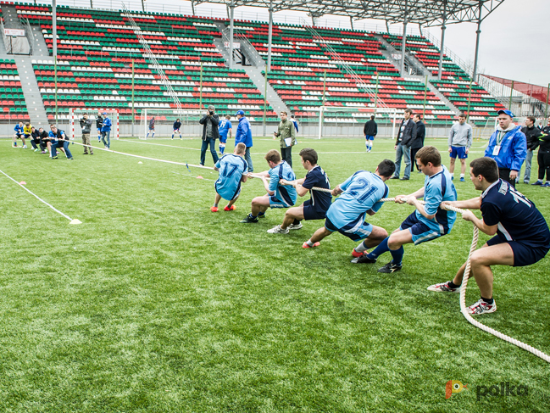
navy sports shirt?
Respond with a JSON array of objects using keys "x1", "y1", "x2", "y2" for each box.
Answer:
[
  {"x1": 481, "y1": 179, "x2": 550, "y2": 247},
  {"x1": 301, "y1": 165, "x2": 331, "y2": 215}
]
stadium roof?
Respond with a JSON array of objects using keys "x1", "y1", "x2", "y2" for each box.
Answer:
[{"x1": 203, "y1": 0, "x2": 506, "y2": 27}]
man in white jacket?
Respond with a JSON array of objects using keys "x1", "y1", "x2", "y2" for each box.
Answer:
[{"x1": 448, "y1": 113, "x2": 473, "y2": 182}]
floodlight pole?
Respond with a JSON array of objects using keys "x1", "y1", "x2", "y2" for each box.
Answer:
[
  {"x1": 191, "y1": 0, "x2": 195, "y2": 15},
  {"x1": 350, "y1": 17, "x2": 354, "y2": 30},
  {"x1": 438, "y1": 0, "x2": 447, "y2": 80},
  {"x1": 472, "y1": 0, "x2": 483, "y2": 81},
  {"x1": 52, "y1": 0, "x2": 57, "y2": 57},
  {"x1": 466, "y1": 77, "x2": 474, "y2": 123},
  {"x1": 374, "y1": 72, "x2": 379, "y2": 115},
  {"x1": 545, "y1": 82, "x2": 549, "y2": 119},
  {"x1": 141, "y1": 0, "x2": 145, "y2": 12},
  {"x1": 400, "y1": 0, "x2": 408, "y2": 76},
  {"x1": 263, "y1": 71, "x2": 268, "y2": 136},
  {"x1": 320, "y1": 69, "x2": 327, "y2": 138},
  {"x1": 229, "y1": 0, "x2": 235, "y2": 69},
  {"x1": 54, "y1": 55, "x2": 58, "y2": 124},
  {"x1": 423, "y1": 75, "x2": 428, "y2": 119},
  {"x1": 199, "y1": 62, "x2": 203, "y2": 111},
  {"x1": 131, "y1": 58, "x2": 135, "y2": 137},
  {"x1": 267, "y1": 4, "x2": 273, "y2": 72},
  {"x1": 509, "y1": 80, "x2": 514, "y2": 110}
]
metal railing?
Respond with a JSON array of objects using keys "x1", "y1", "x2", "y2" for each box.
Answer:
[
  {"x1": 0, "y1": 20, "x2": 9, "y2": 53},
  {"x1": 24, "y1": 18, "x2": 35, "y2": 55},
  {"x1": 221, "y1": 27, "x2": 266, "y2": 69}
]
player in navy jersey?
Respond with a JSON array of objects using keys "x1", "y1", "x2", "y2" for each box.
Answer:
[
  {"x1": 267, "y1": 148, "x2": 332, "y2": 234},
  {"x1": 356, "y1": 146, "x2": 457, "y2": 273},
  {"x1": 428, "y1": 157, "x2": 550, "y2": 315},
  {"x1": 211, "y1": 143, "x2": 248, "y2": 212},
  {"x1": 302, "y1": 159, "x2": 395, "y2": 253},
  {"x1": 241, "y1": 149, "x2": 297, "y2": 223}
]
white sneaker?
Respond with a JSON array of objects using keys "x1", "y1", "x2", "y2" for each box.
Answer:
[
  {"x1": 267, "y1": 225, "x2": 289, "y2": 234},
  {"x1": 288, "y1": 222, "x2": 303, "y2": 230},
  {"x1": 23, "y1": 145, "x2": 27, "y2": 149},
  {"x1": 427, "y1": 281, "x2": 460, "y2": 293},
  {"x1": 467, "y1": 299, "x2": 497, "y2": 315}
]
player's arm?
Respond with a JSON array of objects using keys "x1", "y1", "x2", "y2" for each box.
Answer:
[
  {"x1": 241, "y1": 174, "x2": 248, "y2": 183},
  {"x1": 461, "y1": 211, "x2": 498, "y2": 235},
  {"x1": 281, "y1": 177, "x2": 308, "y2": 196},
  {"x1": 406, "y1": 197, "x2": 435, "y2": 220},
  {"x1": 440, "y1": 197, "x2": 481, "y2": 210},
  {"x1": 264, "y1": 175, "x2": 275, "y2": 195},
  {"x1": 331, "y1": 184, "x2": 344, "y2": 197},
  {"x1": 395, "y1": 187, "x2": 424, "y2": 204}
]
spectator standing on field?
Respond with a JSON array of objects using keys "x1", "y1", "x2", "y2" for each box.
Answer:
[
  {"x1": 199, "y1": 105, "x2": 220, "y2": 166},
  {"x1": 448, "y1": 113, "x2": 473, "y2": 182},
  {"x1": 274, "y1": 111, "x2": 296, "y2": 168},
  {"x1": 519, "y1": 116, "x2": 542, "y2": 184},
  {"x1": 484, "y1": 109, "x2": 526, "y2": 187},
  {"x1": 291, "y1": 115, "x2": 299, "y2": 133},
  {"x1": 96, "y1": 112, "x2": 103, "y2": 142},
  {"x1": 391, "y1": 108, "x2": 416, "y2": 180},
  {"x1": 532, "y1": 117, "x2": 550, "y2": 187},
  {"x1": 363, "y1": 115, "x2": 377, "y2": 152},
  {"x1": 411, "y1": 114, "x2": 425, "y2": 172},
  {"x1": 101, "y1": 112, "x2": 112, "y2": 149},
  {"x1": 147, "y1": 117, "x2": 156, "y2": 139},
  {"x1": 80, "y1": 114, "x2": 93, "y2": 155},
  {"x1": 235, "y1": 110, "x2": 254, "y2": 172}
]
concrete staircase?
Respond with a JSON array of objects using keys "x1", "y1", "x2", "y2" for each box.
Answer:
[
  {"x1": 213, "y1": 37, "x2": 290, "y2": 116},
  {"x1": 13, "y1": 55, "x2": 50, "y2": 127},
  {"x1": 1, "y1": 4, "x2": 31, "y2": 54}
]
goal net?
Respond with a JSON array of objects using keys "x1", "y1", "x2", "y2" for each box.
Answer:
[
  {"x1": 138, "y1": 108, "x2": 200, "y2": 140},
  {"x1": 69, "y1": 108, "x2": 119, "y2": 141},
  {"x1": 314, "y1": 106, "x2": 398, "y2": 139}
]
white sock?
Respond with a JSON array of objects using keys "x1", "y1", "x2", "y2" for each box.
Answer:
[
  {"x1": 355, "y1": 242, "x2": 368, "y2": 253},
  {"x1": 460, "y1": 173, "x2": 464, "y2": 177},
  {"x1": 306, "y1": 239, "x2": 314, "y2": 247}
]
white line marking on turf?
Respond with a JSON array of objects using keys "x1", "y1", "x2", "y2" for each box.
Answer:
[{"x1": 0, "y1": 169, "x2": 81, "y2": 224}]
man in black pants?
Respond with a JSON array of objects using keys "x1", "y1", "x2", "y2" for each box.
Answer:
[
  {"x1": 411, "y1": 114, "x2": 425, "y2": 172},
  {"x1": 392, "y1": 108, "x2": 417, "y2": 180},
  {"x1": 532, "y1": 118, "x2": 550, "y2": 187},
  {"x1": 274, "y1": 111, "x2": 296, "y2": 167},
  {"x1": 363, "y1": 115, "x2": 377, "y2": 152}
]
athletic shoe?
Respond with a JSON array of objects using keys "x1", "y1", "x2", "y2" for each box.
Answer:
[
  {"x1": 427, "y1": 281, "x2": 460, "y2": 293},
  {"x1": 224, "y1": 205, "x2": 236, "y2": 211},
  {"x1": 523, "y1": 181, "x2": 529, "y2": 184},
  {"x1": 240, "y1": 215, "x2": 258, "y2": 223},
  {"x1": 467, "y1": 299, "x2": 497, "y2": 315},
  {"x1": 543, "y1": 183, "x2": 550, "y2": 188},
  {"x1": 41, "y1": 151, "x2": 47, "y2": 154},
  {"x1": 83, "y1": 152, "x2": 88, "y2": 155},
  {"x1": 258, "y1": 213, "x2": 265, "y2": 219},
  {"x1": 12, "y1": 145, "x2": 17, "y2": 148},
  {"x1": 460, "y1": 177, "x2": 465, "y2": 182},
  {"x1": 34, "y1": 148, "x2": 39, "y2": 152},
  {"x1": 23, "y1": 145, "x2": 27, "y2": 149},
  {"x1": 400, "y1": 177, "x2": 409, "y2": 180},
  {"x1": 288, "y1": 222, "x2": 302, "y2": 230},
  {"x1": 267, "y1": 225, "x2": 289, "y2": 234},
  {"x1": 390, "y1": 176, "x2": 399, "y2": 180},
  {"x1": 210, "y1": 206, "x2": 219, "y2": 212},
  {"x1": 351, "y1": 249, "x2": 367, "y2": 258},
  {"x1": 532, "y1": 181, "x2": 543, "y2": 186},
  {"x1": 302, "y1": 241, "x2": 320, "y2": 248},
  {"x1": 52, "y1": 156, "x2": 58, "y2": 159},
  {"x1": 68, "y1": 158, "x2": 74, "y2": 161},
  {"x1": 351, "y1": 255, "x2": 377, "y2": 264},
  {"x1": 377, "y1": 262, "x2": 402, "y2": 273}
]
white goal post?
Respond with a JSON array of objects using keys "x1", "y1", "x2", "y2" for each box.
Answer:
[
  {"x1": 69, "y1": 108, "x2": 119, "y2": 140},
  {"x1": 138, "y1": 108, "x2": 199, "y2": 140},
  {"x1": 316, "y1": 106, "x2": 398, "y2": 139}
]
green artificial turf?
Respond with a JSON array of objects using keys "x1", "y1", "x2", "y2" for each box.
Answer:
[{"x1": 0, "y1": 136, "x2": 549, "y2": 412}]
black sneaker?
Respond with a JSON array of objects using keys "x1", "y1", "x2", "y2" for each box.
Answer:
[
  {"x1": 390, "y1": 176, "x2": 399, "y2": 180},
  {"x1": 240, "y1": 215, "x2": 258, "y2": 223},
  {"x1": 378, "y1": 262, "x2": 402, "y2": 273},
  {"x1": 400, "y1": 177, "x2": 409, "y2": 180},
  {"x1": 351, "y1": 255, "x2": 377, "y2": 264},
  {"x1": 258, "y1": 213, "x2": 266, "y2": 219}
]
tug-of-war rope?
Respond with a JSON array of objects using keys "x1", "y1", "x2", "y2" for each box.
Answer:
[{"x1": 41, "y1": 141, "x2": 550, "y2": 363}]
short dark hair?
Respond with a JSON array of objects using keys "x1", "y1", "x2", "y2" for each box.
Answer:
[
  {"x1": 299, "y1": 148, "x2": 318, "y2": 165},
  {"x1": 527, "y1": 116, "x2": 536, "y2": 124},
  {"x1": 458, "y1": 113, "x2": 467, "y2": 119},
  {"x1": 265, "y1": 149, "x2": 281, "y2": 164},
  {"x1": 370, "y1": 115, "x2": 375, "y2": 120},
  {"x1": 414, "y1": 114, "x2": 423, "y2": 120},
  {"x1": 377, "y1": 159, "x2": 396, "y2": 178},
  {"x1": 470, "y1": 157, "x2": 499, "y2": 183},
  {"x1": 416, "y1": 146, "x2": 441, "y2": 167},
  {"x1": 404, "y1": 108, "x2": 413, "y2": 115}
]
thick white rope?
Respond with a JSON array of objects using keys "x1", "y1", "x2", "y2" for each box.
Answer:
[
  {"x1": 0, "y1": 168, "x2": 81, "y2": 224},
  {"x1": 72, "y1": 142, "x2": 550, "y2": 362}
]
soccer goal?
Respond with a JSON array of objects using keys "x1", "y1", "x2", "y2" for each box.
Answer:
[
  {"x1": 69, "y1": 108, "x2": 119, "y2": 140},
  {"x1": 315, "y1": 106, "x2": 398, "y2": 139},
  {"x1": 138, "y1": 108, "x2": 200, "y2": 140}
]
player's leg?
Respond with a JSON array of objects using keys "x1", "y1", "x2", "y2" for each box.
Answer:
[
  {"x1": 393, "y1": 144, "x2": 403, "y2": 178},
  {"x1": 152, "y1": 129, "x2": 155, "y2": 138},
  {"x1": 459, "y1": 158, "x2": 466, "y2": 181},
  {"x1": 21, "y1": 135, "x2": 27, "y2": 148},
  {"x1": 171, "y1": 130, "x2": 174, "y2": 140},
  {"x1": 209, "y1": 138, "x2": 219, "y2": 163},
  {"x1": 211, "y1": 193, "x2": 222, "y2": 212},
  {"x1": 63, "y1": 141, "x2": 73, "y2": 160},
  {"x1": 179, "y1": 129, "x2": 182, "y2": 139},
  {"x1": 268, "y1": 205, "x2": 304, "y2": 234},
  {"x1": 241, "y1": 195, "x2": 270, "y2": 223},
  {"x1": 449, "y1": 148, "x2": 456, "y2": 176},
  {"x1": 352, "y1": 225, "x2": 388, "y2": 258}
]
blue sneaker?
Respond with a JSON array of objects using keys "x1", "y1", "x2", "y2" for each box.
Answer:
[
  {"x1": 532, "y1": 181, "x2": 543, "y2": 186},
  {"x1": 542, "y1": 183, "x2": 550, "y2": 188},
  {"x1": 460, "y1": 177, "x2": 465, "y2": 182}
]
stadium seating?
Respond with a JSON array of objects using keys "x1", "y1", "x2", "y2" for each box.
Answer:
[
  {"x1": 0, "y1": 58, "x2": 30, "y2": 122},
  {"x1": 15, "y1": 4, "x2": 277, "y2": 122},
  {"x1": 228, "y1": 21, "x2": 454, "y2": 123},
  {"x1": 383, "y1": 33, "x2": 506, "y2": 123}
]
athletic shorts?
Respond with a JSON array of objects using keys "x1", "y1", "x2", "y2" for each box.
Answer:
[
  {"x1": 400, "y1": 212, "x2": 443, "y2": 245},
  {"x1": 450, "y1": 146, "x2": 468, "y2": 159},
  {"x1": 173, "y1": 129, "x2": 180, "y2": 133},
  {"x1": 302, "y1": 199, "x2": 327, "y2": 221},
  {"x1": 215, "y1": 184, "x2": 241, "y2": 202},
  {"x1": 15, "y1": 133, "x2": 23, "y2": 139},
  {"x1": 325, "y1": 215, "x2": 372, "y2": 242},
  {"x1": 487, "y1": 235, "x2": 550, "y2": 267},
  {"x1": 219, "y1": 135, "x2": 227, "y2": 144},
  {"x1": 269, "y1": 195, "x2": 292, "y2": 209},
  {"x1": 365, "y1": 135, "x2": 375, "y2": 140}
]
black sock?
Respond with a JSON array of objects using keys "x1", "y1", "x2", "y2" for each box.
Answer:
[
  {"x1": 481, "y1": 296, "x2": 494, "y2": 305},
  {"x1": 448, "y1": 281, "x2": 461, "y2": 289},
  {"x1": 293, "y1": 219, "x2": 301, "y2": 225}
]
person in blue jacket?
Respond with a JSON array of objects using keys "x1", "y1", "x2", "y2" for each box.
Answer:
[
  {"x1": 484, "y1": 109, "x2": 526, "y2": 188},
  {"x1": 101, "y1": 112, "x2": 112, "y2": 149},
  {"x1": 12, "y1": 122, "x2": 27, "y2": 148},
  {"x1": 234, "y1": 110, "x2": 253, "y2": 172}
]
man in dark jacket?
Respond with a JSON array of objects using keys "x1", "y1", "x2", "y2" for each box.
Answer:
[
  {"x1": 199, "y1": 105, "x2": 220, "y2": 166},
  {"x1": 364, "y1": 115, "x2": 377, "y2": 152},
  {"x1": 391, "y1": 109, "x2": 417, "y2": 180},
  {"x1": 80, "y1": 114, "x2": 93, "y2": 155},
  {"x1": 519, "y1": 116, "x2": 542, "y2": 184},
  {"x1": 411, "y1": 114, "x2": 425, "y2": 172},
  {"x1": 532, "y1": 118, "x2": 550, "y2": 187},
  {"x1": 96, "y1": 112, "x2": 103, "y2": 142}
]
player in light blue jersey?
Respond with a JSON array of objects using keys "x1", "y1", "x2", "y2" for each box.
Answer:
[
  {"x1": 303, "y1": 160, "x2": 395, "y2": 254},
  {"x1": 357, "y1": 146, "x2": 457, "y2": 273},
  {"x1": 241, "y1": 149, "x2": 297, "y2": 223},
  {"x1": 218, "y1": 115, "x2": 233, "y2": 156},
  {"x1": 211, "y1": 142, "x2": 248, "y2": 212}
]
